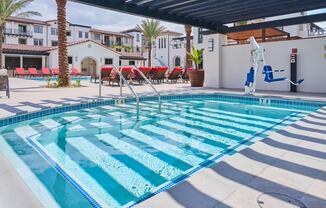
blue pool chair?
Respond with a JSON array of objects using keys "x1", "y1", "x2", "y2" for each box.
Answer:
[
  {"x1": 262, "y1": 65, "x2": 304, "y2": 85},
  {"x1": 245, "y1": 67, "x2": 255, "y2": 87}
]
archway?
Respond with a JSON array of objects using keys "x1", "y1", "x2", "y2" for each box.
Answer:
[
  {"x1": 81, "y1": 57, "x2": 97, "y2": 75},
  {"x1": 174, "y1": 56, "x2": 181, "y2": 67}
]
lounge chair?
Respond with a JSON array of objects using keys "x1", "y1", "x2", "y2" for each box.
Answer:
[
  {"x1": 15, "y1": 68, "x2": 27, "y2": 77},
  {"x1": 42, "y1": 68, "x2": 52, "y2": 76},
  {"x1": 52, "y1": 68, "x2": 60, "y2": 76},
  {"x1": 71, "y1": 68, "x2": 80, "y2": 76},
  {"x1": 132, "y1": 67, "x2": 151, "y2": 84},
  {"x1": 101, "y1": 67, "x2": 113, "y2": 83},
  {"x1": 0, "y1": 69, "x2": 10, "y2": 98},
  {"x1": 90, "y1": 67, "x2": 113, "y2": 83},
  {"x1": 109, "y1": 66, "x2": 132, "y2": 86},
  {"x1": 150, "y1": 67, "x2": 168, "y2": 84},
  {"x1": 167, "y1": 67, "x2": 183, "y2": 83},
  {"x1": 28, "y1": 68, "x2": 40, "y2": 77}
]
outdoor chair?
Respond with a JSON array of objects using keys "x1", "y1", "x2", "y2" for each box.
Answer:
[
  {"x1": 109, "y1": 66, "x2": 132, "y2": 86},
  {"x1": 90, "y1": 67, "x2": 113, "y2": 83},
  {"x1": 71, "y1": 68, "x2": 80, "y2": 76},
  {"x1": 0, "y1": 69, "x2": 10, "y2": 98},
  {"x1": 167, "y1": 67, "x2": 183, "y2": 83},
  {"x1": 150, "y1": 67, "x2": 168, "y2": 84},
  {"x1": 132, "y1": 67, "x2": 151, "y2": 84},
  {"x1": 42, "y1": 68, "x2": 52, "y2": 77},
  {"x1": 28, "y1": 68, "x2": 40, "y2": 77},
  {"x1": 52, "y1": 68, "x2": 60, "y2": 76},
  {"x1": 15, "y1": 68, "x2": 28, "y2": 77}
]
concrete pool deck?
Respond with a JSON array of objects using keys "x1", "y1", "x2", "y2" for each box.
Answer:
[{"x1": 0, "y1": 78, "x2": 326, "y2": 208}]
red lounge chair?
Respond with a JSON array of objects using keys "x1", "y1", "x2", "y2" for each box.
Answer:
[
  {"x1": 90, "y1": 67, "x2": 113, "y2": 83},
  {"x1": 15, "y1": 68, "x2": 27, "y2": 77},
  {"x1": 52, "y1": 68, "x2": 59, "y2": 76},
  {"x1": 28, "y1": 68, "x2": 40, "y2": 77},
  {"x1": 151, "y1": 67, "x2": 168, "y2": 83},
  {"x1": 132, "y1": 67, "x2": 151, "y2": 84},
  {"x1": 101, "y1": 67, "x2": 113, "y2": 83},
  {"x1": 167, "y1": 67, "x2": 183, "y2": 83},
  {"x1": 109, "y1": 66, "x2": 132, "y2": 86},
  {"x1": 71, "y1": 68, "x2": 80, "y2": 76},
  {"x1": 42, "y1": 68, "x2": 52, "y2": 76}
]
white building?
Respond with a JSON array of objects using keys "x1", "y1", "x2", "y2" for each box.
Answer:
[{"x1": 121, "y1": 28, "x2": 143, "y2": 53}]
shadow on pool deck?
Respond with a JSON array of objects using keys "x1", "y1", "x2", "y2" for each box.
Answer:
[{"x1": 136, "y1": 108, "x2": 326, "y2": 208}]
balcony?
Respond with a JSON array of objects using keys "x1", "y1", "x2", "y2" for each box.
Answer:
[
  {"x1": 308, "y1": 28, "x2": 326, "y2": 37},
  {"x1": 5, "y1": 28, "x2": 33, "y2": 37}
]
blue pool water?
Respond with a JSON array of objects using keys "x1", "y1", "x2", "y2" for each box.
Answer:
[
  {"x1": 0, "y1": 95, "x2": 322, "y2": 208},
  {"x1": 22, "y1": 76, "x2": 91, "y2": 82}
]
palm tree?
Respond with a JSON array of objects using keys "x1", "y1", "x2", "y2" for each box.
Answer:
[
  {"x1": 136, "y1": 19, "x2": 165, "y2": 67},
  {"x1": 185, "y1": 25, "x2": 192, "y2": 68},
  {"x1": 56, "y1": 0, "x2": 69, "y2": 87},
  {"x1": 0, "y1": 0, "x2": 41, "y2": 68}
]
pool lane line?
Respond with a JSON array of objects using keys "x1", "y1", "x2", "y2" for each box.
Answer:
[
  {"x1": 25, "y1": 137, "x2": 103, "y2": 208},
  {"x1": 126, "y1": 112, "x2": 300, "y2": 208}
]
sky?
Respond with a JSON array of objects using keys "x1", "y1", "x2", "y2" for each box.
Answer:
[
  {"x1": 24, "y1": 0, "x2": 326, "y2": 33},
  {"x1": 23, "y1": 0, "x2": 185, "y2": 33}
]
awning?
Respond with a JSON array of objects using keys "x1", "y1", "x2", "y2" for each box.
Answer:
[{"x1": 72, "y1": 0, "x2": 326, "y2": 32}]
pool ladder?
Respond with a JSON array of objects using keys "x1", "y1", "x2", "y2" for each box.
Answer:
[{"x1": 110, "y1": 64, "x2": 161, "y2": 120}]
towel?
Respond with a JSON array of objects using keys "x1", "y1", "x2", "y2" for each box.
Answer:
[{"x1": 0, "y1": 69, "x2": 8, "y2": 76}]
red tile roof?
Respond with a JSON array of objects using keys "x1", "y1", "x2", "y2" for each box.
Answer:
[
  {"x1": 6, "y1": 16, "x2": 49, "y2": 25},
  {"x1": 3, "y1": 44, "x2": 51, "y2": 52}
]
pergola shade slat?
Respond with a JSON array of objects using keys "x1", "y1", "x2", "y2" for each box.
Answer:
[{"x1": 72, "y1": 0, "x2": 326, "y2": 32}]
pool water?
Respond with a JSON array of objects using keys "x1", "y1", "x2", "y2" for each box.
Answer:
[
  {"x1": 0, "y1": 96, "x2": 320, "y2": 208},
  {"x1": 22, "y1": 76, "x2": 91, "y2": 82}
]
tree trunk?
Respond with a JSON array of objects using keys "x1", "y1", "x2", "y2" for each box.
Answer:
[
  {"x1": 0, "y1": 26, "x2": 3, "y2": 69},
  {"x1": 148, "y1": 42, "x2": 152, "y2": 67},
  {"x1": 56, "y1": 0, "x2": 69, "y2": 87},
  {"x1": 185, "y1": 25, "x2": 192, "y2": 69}
]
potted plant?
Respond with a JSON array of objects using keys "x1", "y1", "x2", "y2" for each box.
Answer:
[{"x1": 187, "y1": 47, "x2": 204, "y2": 87}]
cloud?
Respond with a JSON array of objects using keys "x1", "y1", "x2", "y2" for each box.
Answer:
[{"x1": 24, "y1": 0, "x2": 185, "y2": 33}]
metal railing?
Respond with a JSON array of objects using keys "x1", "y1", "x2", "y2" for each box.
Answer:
[
  {"x1": 132, "y1": 65, "x2": 161, "y2": 113},
  {"x1": 111, "y1": 64, "x2": 140, "y2": 120},
  {"x1": 4, "y1": 28, "x2": 33, "y2": 36}
]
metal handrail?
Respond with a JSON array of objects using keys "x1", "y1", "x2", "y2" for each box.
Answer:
[
  {"x1": 111, "y1": 64, "x2": 140, "y2": 120},
  {"x1": 132, "y1": 65, "x2": 161, "y2": 113}
]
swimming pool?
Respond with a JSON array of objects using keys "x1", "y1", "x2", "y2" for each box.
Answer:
[
  {"x1": 0, "y1": 94, "x2": 324, "y2": 208},
  {"x1": 21, "y1": 76, "x2": 91, "y2": 82}
]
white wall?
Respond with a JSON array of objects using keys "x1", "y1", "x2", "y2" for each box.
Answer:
[
  {"x1": 48, "y1": 41, "x2": 120, "y2": 74},
  {"x1": 203, "y1": 34, "x2": 227, "y2": 88},
  {"x1": 221, "y1": 37, "x2": 326, "y2": 93}
]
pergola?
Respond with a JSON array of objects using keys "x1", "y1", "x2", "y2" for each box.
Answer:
[{"x1": 72, "y1": 0, "x2": 326, "y2": 33}]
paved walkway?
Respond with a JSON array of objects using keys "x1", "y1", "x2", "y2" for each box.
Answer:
[{"x1": 136, "y1": 107, "x2": 326, "y2": 208}]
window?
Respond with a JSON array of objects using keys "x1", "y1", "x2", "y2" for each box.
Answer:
[
  {"x1": 68, "y1": 56, "x2": 73, "y2": 64},
  {"x1": 18, "y1": 38, "x2": 27, "y2": 45},
  {"x1": 85, "y1": 32, "x2": 89, "y2": 39},
  {"x1": 158, "y1": 38, "x2": 161, "y2": 49},
  {"x1": 164, "y1": 38, "x2": 166, "y2": 48},
  {"x1": 136, "y1": 33, "x2": 140, "y2": 42},
  {"x1": 79, "y1": 31, "x2": 83, "y2": 38},
  {"x1": 34, "y1": 25, "x2": 43, "y2": 34},
  {"x1": 67, "y1": 30, "x2": 71, "y2": 36},
  {"x1": 18, "y1": 25, "x2": 27, "y2": 34},
  {"x1": 34, "y1": 38, "x2": 43, "y2": 46},
  {"x1": 136, "y1": 46, "x2": 140, "y2": 52},
  {"x1": 51, "y1": 40, "x2": 58, "y2": 47},
  {"x1": 94, "y1": 33, "x2": 101, "y2": 41},
  {"x1": 129, "y1": 60, "x2": 135, "y2": 65},
  {"x1": 51, "y1": 28, "x2": 58, "y2": 35},
  {"x1": 198, "y1": 28, "x2": 203, "y2": 44},
  {"x1": 105, "y1": 58, "x2": 113, "y2": 65}
]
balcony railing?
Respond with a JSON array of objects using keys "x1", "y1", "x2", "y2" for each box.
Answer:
[
  {"x1": 308, "y1": 28, "x2": 326, "y2": 37},
  {"x1": 5, "y1": 28, "x2": 33, "y2": 36}
]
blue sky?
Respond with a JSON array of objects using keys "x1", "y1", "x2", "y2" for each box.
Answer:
[{"x1": 24, "y1": 0, "x2": 326, "y2": 32}]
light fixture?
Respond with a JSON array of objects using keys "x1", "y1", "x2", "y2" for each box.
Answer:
[{"x1": 208, "y1": 38, "x2": 214, "y2": 52}]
